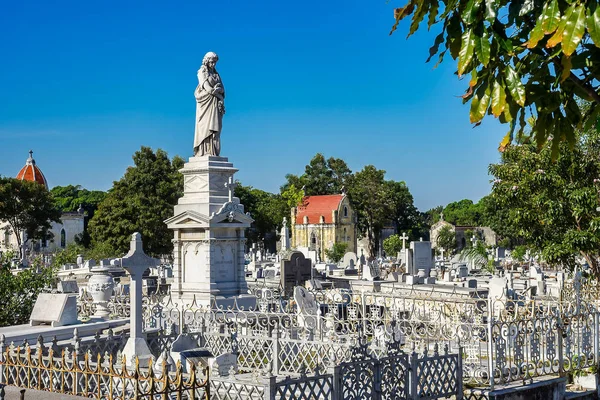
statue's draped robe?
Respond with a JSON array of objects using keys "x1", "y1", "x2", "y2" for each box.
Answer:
[{"x1": 193, "y1": 66, "x2": 224, "y2": 156}]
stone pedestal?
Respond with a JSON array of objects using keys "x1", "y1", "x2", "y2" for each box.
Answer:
[{"x1": 166, "y1": 155, "x2": 256, "y2": 308}]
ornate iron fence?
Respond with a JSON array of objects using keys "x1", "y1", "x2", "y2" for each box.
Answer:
[
  {"x1": 141, "y1": 281, "x2": 600, "y2": 390},
  {"x1": 0, "y1": 343, "x2": 209, "y2": 400}
]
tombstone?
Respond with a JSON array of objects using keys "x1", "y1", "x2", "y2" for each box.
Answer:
[
  {"x1": 209, "y1": 352, "x2": 238, "y2": 377},
  {"x1": 30, "y1": 293, "x2": 78, "y2": 327},
  {"x1": 530, "y1": 264, "x2": 543, "y2": 280},
  {"x1": 180, "y1": 348, "x2": 213, "y2": 374},
  {"x1": 489, "y1": 276, "x2": 508, "y2": 300},
  {"x1": 294, "y1": 286, "x2": 319, "y2": 329},
  {"x1": 257, "y1": 250, "x2": 263, "y2": 262},
  {"x1": 281, "y1": 251, "x2": 312, "y2": 295},
  {"x1": 363, "y1": 263, "x2": 375, "y2": 280},
  {"x1": 170, "y1": 333, "x2": 206, "y2": 373},
  {"x1": 263, "y1": 268, "x2": 277, "y2": 279},
  {"x1": 342, "y1": 252, "x2": 358, "y2": 268},
  {"x1": 457, "y1": 264, "x2": 469, "y2": 278},
  {"x1": 405, "y1": 275, "x2": 420, "y2": 285},
  {"x1": 76, "y1": 254, "x2": 84, "y2": 267},
  {"x1": 424, "y1": 277, "x2": 436, "y2": 285},
  {"x1": 410, "y1": 241, "x2": 433, "y2": 277},
  {"x1": 280, "y1": 217, "x2": 291, "y2": 251},
  {"x1": 252, "y1": 268, "x2": 263, "y2": 279},
  {"x1": 57, "y1": 280, "x2": 79, "y2": 294},
  {"x1": 386, "y1": 271, "x2": 399, "y2": 282},
  {"x1": 496, "y1": 247, "x2": 506, "y2": 259},
  {"x1": 534, "y1": 276, "x2": 546, "y2": 296},
  {"x1": 404, "y1": 249, "x2": 414, "y2": 275},
  {"x1": 467, "y1": 279, "x2": 478, "y2": 289},
  {"x1": 83, "y1": 259, "x2": 96, "y2": 270}
]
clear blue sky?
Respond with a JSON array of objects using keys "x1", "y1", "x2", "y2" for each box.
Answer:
[{"x1": 0, "y1": 0, "x2": 504, "y2": 211}]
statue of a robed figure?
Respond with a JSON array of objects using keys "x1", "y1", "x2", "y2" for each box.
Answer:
[{"x1": 193, "y1": 52, "x2": 225, "y2": 156}]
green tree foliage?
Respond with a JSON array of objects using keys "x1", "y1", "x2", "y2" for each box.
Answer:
[
  {"x1": 347, "y1": 166, "x2": 392, "y2": 256},
  {"x1": 0, "y1": 252, "x2": 57, "y2": 327},
  {"x1": 52, "y1": 241, "x2": 116, "y2": 267},
  {"x1": 383, "y1": 234, "x2": 403, "y2": 256},
  {"x1": 390, "y1": 0, "x2": 600, "y2": 154},
  {"x1": 0, "y1": 177, "x2": 61, "y2": 258},
  {"x1": 425, "y1": 206, "x2": 444, "y2": 226},
  {"x1": 443, "y1": 199, "x2": 486, "y2": 226},
  {"x1": 88, "y1": 147, "x2": 183, "y2": 257},
  {"x1": 282, "y1": 153, "x2": 352, "y2": 196},
  {"x1": 51, "y1": 185, "x2": 108, "y2": 247},
  {"x1": 50, "y1": 185, "x2": 107, "y2": 216},
  {"x1": 325, "y1": 243, "x2": 348, "y2": 263},
  {"x1": 386, "y1": 180, "x2": 423, "y2": 238},
  {"x1": 281, "y1": 184, "x2": 305, "y2": 209},
  {"x1": 437, "y1": 225, "x2": 458, "y2": 254},
  {"x1": 487, "y1": 130, "x2": 600, "y2": 276},
  {"x1": 234, "y1": 183, "x2": 288, "y2": 249},
  {"x1": 347, "y1": 166, "x2": 422, "y2": 256}
]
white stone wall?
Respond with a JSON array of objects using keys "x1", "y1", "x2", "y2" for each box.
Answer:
[{"x1": 0, "y1": 213, "x2": 84, "y2": 256}]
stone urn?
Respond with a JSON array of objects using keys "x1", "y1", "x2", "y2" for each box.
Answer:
[
  {"x1": 417, "y1": 269, "x2": 427, "y2": 279},
  {"x1": 430, "y1": 269, "x2": 438, "y2": 279},
  {"x1": 87, "y1": 266, "x2": 115, "y2": 318}
]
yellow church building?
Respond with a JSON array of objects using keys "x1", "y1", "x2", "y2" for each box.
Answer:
[{"x1": 291, "y1": 194, "x2": 356, "y2": 261}]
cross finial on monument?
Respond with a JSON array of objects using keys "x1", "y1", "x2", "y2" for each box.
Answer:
[
  {"x1": 224, "y1": 177, "x2": 237, "y2": 202},
  {"x1": 400, "y1": 232, "x2": 409, "y2": 250},
  {"x1": 119, "y1": 233, "x2": 160, "y2": 366}
]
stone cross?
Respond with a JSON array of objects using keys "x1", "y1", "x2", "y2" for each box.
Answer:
[
  {"x1": 471, "y1": 235, "x2": 478, "y2": 247},
  {"x1": 224, "y1": 177, "x2": 237, "y2": 202},
  {"x1": 119, "y1": 233, "x2": 160, "y2": 366},
  {"x1": 440, "y1": 247, "x2": 445, "y2": 260},
  {"x1": 400, "y1": 232, "x2": 409, "y2": 250}
]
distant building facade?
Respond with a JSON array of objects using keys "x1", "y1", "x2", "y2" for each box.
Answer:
[
  {"x1": 0, "y1": 151, "x2": 84, "y2": 259},
  {"x1": 430, "y1": 214, "x2": 498, "y2": 251},
  {"x1": 291, "y1": 194, "x2": 356, "y2": 261}
]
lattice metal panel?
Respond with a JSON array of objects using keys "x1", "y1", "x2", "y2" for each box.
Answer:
[
  {"x1": 415, "y1": 351, "x2": 460, "y2": 399},
  {"x1": 276, "y1": 374, "x2": 334, "y2": 400},
  {"x1": 210, "y1": 378, "x2": 266, "y2": 400}
]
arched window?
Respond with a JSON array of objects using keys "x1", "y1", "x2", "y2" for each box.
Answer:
[
  {"x1": 344, "y1": 206, "x2": 348, "y2": 217},
  {"x1": 343, "y1": 227, "x2": 347, "y2": 241},
  {"x1": 60, "y1": 229, "x2": 66, "y2": 248},
  {"x1": 461, "y1": 237, "x2": 466, "y2": 249},
  {"x1": 310, "y1": 232, "x2": 317, "y2": 250},
  {"x1": 4, "y1": 230, "x2": 10, "y2": 246}
]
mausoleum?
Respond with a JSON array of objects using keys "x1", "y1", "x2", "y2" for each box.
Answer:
[{"x1": 291, "y1": 193, "x2": 356, "y2": 261}]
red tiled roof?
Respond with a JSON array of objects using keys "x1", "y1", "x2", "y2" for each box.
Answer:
[
  {"x1": 295, "y1": 194, "x2": 344, "y2": 224},
  {"x1": 16, "y1": 150, "x2": 48, "y2": 189}
]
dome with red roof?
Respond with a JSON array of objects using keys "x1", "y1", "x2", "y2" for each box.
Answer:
[{"x1": 16, "y1": 150, "x2": 48, "y2": 189}]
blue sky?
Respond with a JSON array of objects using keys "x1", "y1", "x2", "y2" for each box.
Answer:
[{"x1": 0, "y1": 0, "x2": 505, "y2": 211}]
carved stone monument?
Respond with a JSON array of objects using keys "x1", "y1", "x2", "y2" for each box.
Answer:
[
  {"x1": 281, "y1": 251, "x2": 312, "y2": 296},
  {"x1": 30, "y1": 293, "x2": 78, "y2": 327},
  {"x1": 166, "y1": 53, "x2": 256, "y2": 309}
]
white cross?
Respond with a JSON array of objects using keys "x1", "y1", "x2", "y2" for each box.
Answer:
[
  {"x1": 400, "y1": 232, "x2": 409, "y2": 250},
  {"x1": 224, "y1": 176, "x2": 237, "y2": 202},
  {"x1": 440, "y1": 247, "x2": 445, "y2": 260},
  {"x1": 471, "y1": 235, "x2": 477, "y2": 247}
]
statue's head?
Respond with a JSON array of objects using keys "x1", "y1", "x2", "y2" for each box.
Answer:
[{"x1": 202, "y1": 52, "x2": 219, "y2": 69}]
